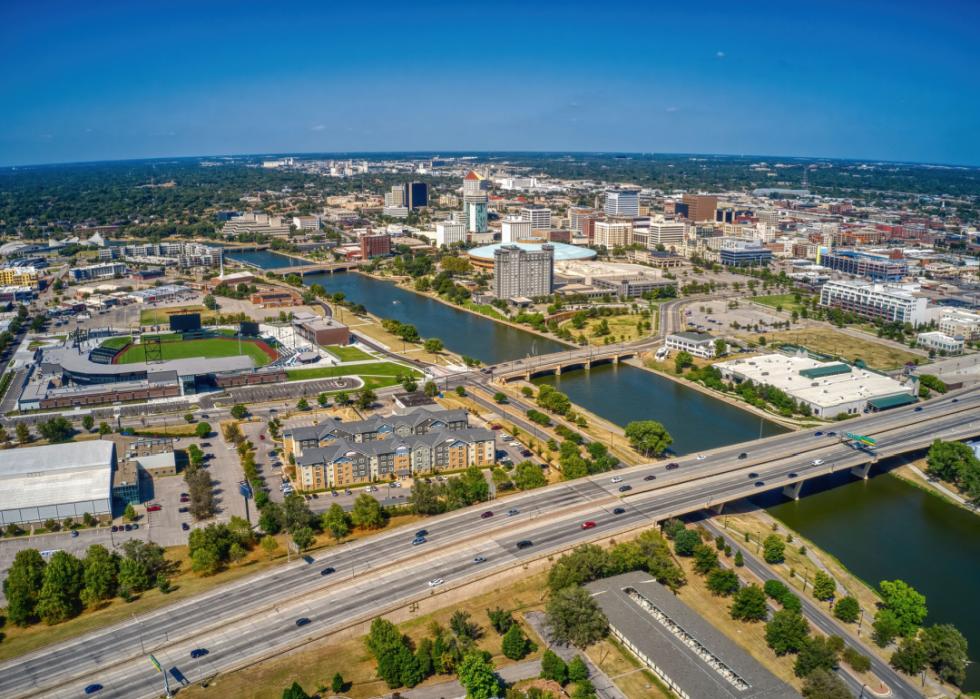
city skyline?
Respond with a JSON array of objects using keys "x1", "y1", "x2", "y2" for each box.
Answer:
[{"x1": 2, "y1": 0, "x2": 979, "y2": 167}]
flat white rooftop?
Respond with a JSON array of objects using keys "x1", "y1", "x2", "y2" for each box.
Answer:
[{"x1": 0, "y1": 441, "x2": 114, "y2": 511}]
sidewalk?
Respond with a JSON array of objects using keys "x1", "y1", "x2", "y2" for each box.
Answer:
[{"x1": 393, "y1": 659, "x2": 541, "y2": 699}]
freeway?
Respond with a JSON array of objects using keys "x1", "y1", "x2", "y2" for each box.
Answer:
[{"x1": 3, "y1": 389, "x2": 978, "y2": 698}]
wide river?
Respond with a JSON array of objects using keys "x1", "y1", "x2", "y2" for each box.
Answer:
[{"x1": 230, "y1": 248, "x2": 980, "y2": 688}]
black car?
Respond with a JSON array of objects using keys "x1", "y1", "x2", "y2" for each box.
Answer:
[
  {"x1": 190, "y1": 648, "x2": 209, "y2": 659},
  {"x1": 612, "y1": 507, "x2": 626, "y2": 515},
  {"x1": 618, "y1": 484, "x2": 632, "y2": 493},
  {"x1": 415, "y1": 529, "x2": 429, "y2": 538},
  {"x1": 516, "y1": 540, "x2": 533, "y2": 549},
  {"x1": 84, "y1": 684, "x2": 103, "y2": 695},
  {"x1": 320, "y1": 567, "x2": 335, "y2": 576},
  {"x1": 181, "y1": 522, "x2": 190, "y2": 531},
  {"x1": 643, "y1": 474, "x2": 656, "y2": 481},
  {"x1": 952, "y1": 398, "x2": 959, "y2": 403},
  {"x1": 788, "y1": 472, "x2": 798, "y2": 479},
  {"x1": 914, "y1": 406, "x2": 923, "y2": 412},
  {"x1": 754, "y1": 481, "x2": 765, "y2": 487},
  {"x1": 295, "y1": 617, "x2": 312, "y2": 627},
  {"x1": 814, "y1": 431, "x2": 824, "y2": 436},
  {"x1": 826, "y1": 431, "x2": 837, "y2": 437},
  {"x1": 665, "y1": 462, "x2": 680, "y2": 471},
  {"x1": 738, "y1": 452, "x2": 748, "y2": 459},
  {"x1": 748, "y1": 472, "x2": 759, "y2": 479}
]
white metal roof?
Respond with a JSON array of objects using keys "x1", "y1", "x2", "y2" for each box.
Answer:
[{"x1": 0, "y1": 441, "x2": 114, "y2": 511}]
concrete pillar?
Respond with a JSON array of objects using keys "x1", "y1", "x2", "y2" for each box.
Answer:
[
  {"x1": 850, "y1": 462, "x2": 871, "y2": 480},
  {"x1": 555, "y1": 365, "x2": 561, "y2": 376},
  {"x1": 612, "y1": 354, "x2": 619, "y2": 365},
  {"x1": 711, "y1": 503, "x2": 724, "y2": 515},
  {"x1": 584, "y1": 360, "x2": 591, "y2": 372},
  {"x1": 782, "y1": 481, "x2": 803, "y2": 500}
]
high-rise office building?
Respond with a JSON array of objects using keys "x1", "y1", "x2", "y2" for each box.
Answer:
[
  {"x1": 466, "y1": 201, "x2": 488, "y2": 234},
  {"x1": 493, "y1": 244, "x2": 554, "y2": 299},
  {"x1": 681, "y1": 194, "x2": 718, "y2": 222},
  {"x1": 594, "y1": 221, "x2": 632, "y2": 248},
  {"x1": 462, "y1": 171, "x2": 489, "y2": 234},
  {"x1": 384, "y1": 186, "x2": 405, "y2": 208},
  {"x1": 435, "y1": 221, "x2": 467, "y2": 247},
  {"x1": 405, "y1": 182, "x2": 428, "y2": 209},
  {"x1": 501, "y1": 215, "x2": 532, "y2": 243},
  {"x1": 569, "y1": 207, "x2": 597, "y2": 233},
  {"x1": 604, "y1": 189, "x2": 640, "y2": 217},
  {"x1": 520, "y1": 205, "x2": 551, "y2": 231},
  {"x1": 646, "y1": 220, "x2": 687, "y2": 250}
]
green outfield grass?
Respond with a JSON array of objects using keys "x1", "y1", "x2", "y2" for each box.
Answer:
[
  {"x1": 285, "y1": 361, "x2": 420, "y2": 382},
  {"x1": 99, "y1": 336, "x2": 131, "y2": 350},
  {"x1": 324, "y1": 345, "x2": 374, "y2": 362},
  {"x1": 115, "y1": 336, "x2": 276, "y2": 366}
]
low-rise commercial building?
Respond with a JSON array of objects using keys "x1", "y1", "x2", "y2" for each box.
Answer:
[
  {"x1": 434, "y1": 221, "x2": 467, "y2": 247},
  {"x1": 292, "y1": 316, "x2": 350, "y2": 346},
  {"x1": 718, "y1": 238, "x2": 772, "y2": 267},
  {"x1": 819, "y1": 280, "x2": 929, "y2": 326},
  {"x1": 916, "y1": 331, "x2": 964, "y2": 355},
  {"x1": 69, "y1": 262, "x2": 127, "y2": 282},
  {"x1": 250, "y1": 288, "x2": 303, "y2": 307},
  {"x1": 818, "y1": 249, "x2": 907, "y2": 282},
  {"x1": 665, "y1": 331, "x2": 716, "y2": 359},
  {"x1": 939, "y1": 308, "x2": 980, "y2": 340},
  {"x1": 0, "y1": 266, "x2": 40, "y2": 287}
]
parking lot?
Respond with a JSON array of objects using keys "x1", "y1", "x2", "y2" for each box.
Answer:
[{"x1": 683, "y1": 301, "x2": 791, "y2": 336}]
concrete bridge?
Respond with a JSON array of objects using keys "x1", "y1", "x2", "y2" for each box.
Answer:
[
  {"x1": 492, "y1": 344, "x2": 644, "y2": 381},
  {"x1": 262, "y1": 260, "x2": 365, "y2": 276}
]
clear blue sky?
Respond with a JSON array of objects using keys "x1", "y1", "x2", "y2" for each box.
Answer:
[{"x1": 2, "y1": 0, "x2": 978, "y2": 167}]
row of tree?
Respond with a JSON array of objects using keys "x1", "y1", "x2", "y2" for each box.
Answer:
[{"x1": 925, "y1": 438, "x2": 980, "y2": 505}]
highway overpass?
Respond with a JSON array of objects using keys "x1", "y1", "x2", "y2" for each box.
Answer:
[{"x1": 2, "y1": 388, "x2": 977, "y2": 699}]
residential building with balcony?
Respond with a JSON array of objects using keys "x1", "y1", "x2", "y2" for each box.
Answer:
[{"x1": 819, "y1": 280, "x2": 929, "y2": 326}]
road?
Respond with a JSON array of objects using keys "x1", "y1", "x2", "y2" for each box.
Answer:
[{"x1": 1, "y1": 390, "x2": 977, "y2": 698}]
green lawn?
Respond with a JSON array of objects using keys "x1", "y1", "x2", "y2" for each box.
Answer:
[
  {"x1": 751, "y1": 293, "x2": 808, "y2": 313},
  {"x1": 324, "y1": 345, "x2": 374, "y2": 362},
  {"x1": 116, "y1": 337, "x2": 275, "y2": 366},
  {"x1": 99, "y1": 336, "x2": 132, "y2": 350},
  {"x1": 286, "y1": 361, "x2": 420, "y2": 382},
  {"x1": 139, "y1": 305, "x2": 214, "y2": 326}
]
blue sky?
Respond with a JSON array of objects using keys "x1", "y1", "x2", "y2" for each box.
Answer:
[{"x1": 1, "y1": 0, "x2": 979, "y2": 166}]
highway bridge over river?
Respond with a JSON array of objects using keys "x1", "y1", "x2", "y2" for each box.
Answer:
[{"x1": 3, "y1": 389, "x2": 978, "y2": 699}]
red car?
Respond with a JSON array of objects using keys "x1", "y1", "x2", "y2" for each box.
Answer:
[
  {"x1": 259, "y1": 434, "x2": 265, "y2": 441},
  {"x1": 480, "y1": 511, "x2": 494, "y2": 519},
  {"x1": 490, "y1": 424, "x2": 503, "y2": 430},
  {"x1": 581, "y1": 521, "x2": 597, "y2": 530},
  {"x1": 146, "y1": 504, "x2": 162, "y2": 512}
]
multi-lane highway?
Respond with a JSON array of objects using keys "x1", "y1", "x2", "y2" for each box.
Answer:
[{"x1": 2, "y1": 389, "x2": 978, "y2": 698}]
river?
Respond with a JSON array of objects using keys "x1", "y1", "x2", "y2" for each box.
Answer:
[{"x1": 230, "y1": 248, "x2": 980, "y2": 688}]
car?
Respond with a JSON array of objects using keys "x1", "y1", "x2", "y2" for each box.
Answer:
[
  {"x1": 618, "y1": 485, "x2": 632, "y2": 493},
  {"x1": 124, "y1": 524, "x2": 132, "y2": 531},
  {"x1": 644, "y1": 474, "x2": 656, "y2": 481},
  {"x1": 754, "y1": 481, "x2": 765, "y2": 487},
  {"x1": 814, "y1": 431, "x2": 824, "y2": 437},
  {"x1": 826, "y1": 431, "x2": 837, "y2": 437},
  {"x1": 914, "y1": 406, "x2": 923, "y2": 412},
  {"x1": 581, "y1": 520, "x2": 597, "y2": 530},
  {"x1": 295, "y1": 617, "x2": 311, "y2": 627},
  {"x1": 190, "y1": 648, "x2": 209, "y2": 659},
  {"x1": 415, "y1": 529, "x2": 429, "y2": 538},
  {"x1": 390, "y1": 482, "x2": 400, "y2": 488},
  {"x1": 344, "y1": 489, "x2": 352, "y2": 495},
  {"x1": 952, "y1": 398, "x2": 959, "y2": 403},
  {"x1": 473, "y1": 555, "x2": 487, "y2": 564},
  {"x1": 111, "y1": 525, "x2": 118, "y2": 533},
  {"x1": 610, "y1": 476, "x2": 623, "y2": 483},
  {"x1": 331, "y1": 490, "x2": 339, "y2": 497},
  {"x1": 146, "y1": 504, "x2": 162, "y2": 512},
  {"x1": 521, "y1": 450, "x2": 532, "y2": 457},
  {"x1": 748, "y1": 472, "x2": 759, "y2": 479},
  {"x1": 811, "y1": 459, "x2": 825, "y2": 466},
  {"x1": 480, "y1": 511, "x2": 494, "y2": 519},
  {"x1": 178, "y1": 506, "x2": 189, "y2": 513},
  {"x1": 311, "y1": 493, "x2": 318, "y2": 499},
  {"x1": 788, "y1": 472, "x2": 798, "y2": 479},
  {"x1": 259, "y1": 434, "x2": 265, "y2": 440},
  {"x1": 180, "y1": 496, "x2": 189, "y2": 503},
  {"x1": 427, "y1": 578, "x2": 444, "y2": 587},
  {"x1": 180, "y1": 492, "x2": 189, "y2": 498},
  {"x1": 515, "y1": 540, "x2": 533, "y2": 549},
  {"x1": 490, "y1": 424, "x2": 503, "y2": 430},
  {"x1": 84, "y1": 684, "x2": 103, "y2": 695},
  {"x1": 665, "y1": 462, "x2": 680, "y2": 470},
  {"x1": 181, "y1": 522, "x2": 190, "y2": 531},
  {"x1": 412, "y1": 536, "x2": 427, "y2": 545},
  {"x1": 131, "y1": 523, "x2": 138, "y2": 530},
  {"x1": 70, "y1": 530, "x2": 79, "y2": 538},
  {"x1": 320, "y1": 567, "x2": 335, "y2": 576},
  {"x1": 696, "y1": 454, "x2": 706, "y2": 461},
  {"x1": 737, "y1": 452, "x2": 748, "y2": 460},
  {"x1": 612, "y1": 507, "x2": 626, "y2": 515},
  {"x1": 507, "y1": 509, "x2": 519, "y2": 516}
]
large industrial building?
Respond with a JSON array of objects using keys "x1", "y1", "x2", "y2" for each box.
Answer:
[
  {"x1": 714, "y1": 353, "x2": 915, "y2": 418},
  {"x1": 0, "y1": 441, "x2": 115, "y2": 525}
]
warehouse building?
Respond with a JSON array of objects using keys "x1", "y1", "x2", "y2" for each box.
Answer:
[{"x1": 0, "y1": 441, "x2": 115, "y2": 525}]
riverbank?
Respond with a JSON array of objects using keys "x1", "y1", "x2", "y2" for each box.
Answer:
[{"x1": 888, "y1": 456, "x2": 979, "y2": 517}]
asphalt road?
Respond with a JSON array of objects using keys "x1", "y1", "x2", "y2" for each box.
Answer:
[{"x1": 2, "y1": 390, "x2": 977, "y2": 699}]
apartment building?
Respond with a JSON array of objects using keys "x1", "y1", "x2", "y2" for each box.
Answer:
[
  {"x1": 493, "y1": 244, "x2": 554, "y2": 299},
  {"x1": 360, "y1": 233, "x2": 392, "y2": 259},
  {"x1": 819, "y1": 280, "x2": 929, "y2": 326},
  {"x1": 283, "y1": 409, "x2": 494, "y2": 489},
  {"x1": 594, "y1": 221, "x2": 632, "y2": 248},
  {"x1": 69, "y1": 262, "x2": 127, "y2": 282},
  {"x1": 938, "y1": 308, "x2": 980, "y2": 340},
  {"x1": 0, "y1": 267, "x2": 39, "y2": 287}
]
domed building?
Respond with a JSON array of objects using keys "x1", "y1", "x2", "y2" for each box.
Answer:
[{"x1": 467, "y1": 241, "x2": 596, "y2": 271}]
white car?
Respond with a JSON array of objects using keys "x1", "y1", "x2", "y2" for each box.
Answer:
[
  {"x1": 696, "y1": 454, "x2": 706, "y2": 461},
  {"x1": 610, "y1": 476, "x2": 623, "y2": 484},
  {"x1": 427, "y1": 578, "x2": 444, "y2": 588},
  {"x1": 811, "y1": 459, "x2": 825, "y2": 466}
]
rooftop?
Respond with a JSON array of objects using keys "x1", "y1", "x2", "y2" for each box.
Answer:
[
  {"x1": 0, "y1": 441, "x2": 115, "y2": 512},
  {"x1": 468, "y1": 241, "x2": 596, "y2": 262}
]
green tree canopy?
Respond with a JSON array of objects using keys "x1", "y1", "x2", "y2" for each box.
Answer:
[
  {"x1": 623, "y1": 420, "x2": 672, "y2": 456},
  {"x1": 730, "y1": 584, "x2": 768, "y2": 623},
  {"x1": 546, "y1": 585, "x2": 609, "y2": 648}
]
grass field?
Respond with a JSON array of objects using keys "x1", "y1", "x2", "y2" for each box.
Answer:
[
  {"x1": 99, "y1": 336, "x2": 131, "y2": 350},
  {"x1": 285, "y1": 361, "x2": 421, "y2": 382},
  {"x1": 560, "y1": 313, "x2": 652, "y2": 346},
  {"x1": 139, "y1": 305, "x2": 217, "y2": 326},
  {"x1": 115, "y1": 336, "x2": 276, "y2": 366},
  {"x1": 324, "y1": 345, "x2": 374, "y2": 362},
  {"x1": 751, "y1": 293, "x2": 809, "y2": 313},
  {"x1": 742, "y1": 328, "x2": 921, "y2": 370}
]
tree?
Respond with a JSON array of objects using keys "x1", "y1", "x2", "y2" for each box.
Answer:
[
  {"x1": 693, "y1": 544, "x2": 719, "y2": 575},
  {"x1": 674, "y1": 350, "x2": 694, "y2": 373},
  {"x1": 766, "y1": 610, "x2": 810, "y2": 655},
  {"x1": 230, "y1": 404, "x2": 248, "y2": 419},
  {"x1": 921, "y1": 623, "x2": 969, "y2": 686},
  {"x1": 36, "y1": 550, "x2": 85, "y2": 624},
  {"x1": 203, "y1": 294, "x2": 219, "y2": 311},
  {"x1": 794, "y1": 635, "x2": 842, "y2": 678},
  {"x1": 567, "y1": 655, "x2": 589, "y2": 683},
  {"x1": 82, "y1": 414, "x2": 95, "y2": 431},
  {"x1": 81, "y1": 545, "x2": 118, "y2": 606},
  {"x1": 124, "y1": 503, "x2": 137, "y2": 522},
  {"x1": 450, "y1": 610, "x2": 482, "y2": 644},
  {"x1": 423, "y1": 381, "x2": 439, "y2": 398},
  {"x1": 356, "y1": 387, "x2": 377, "y2": 409},
  {"x1": 3, "y1": 548, "x2": 46, "y2": 625},
  {"x1": 458, "y1": 651, "x2": 502, "y2": 699},
  {"x1": 322, "y1": 504, "x2": 351, "y2": 542},
  {"x1": 707, "y1": 568, "x2": 740, "y2": 596},
  {"x1": 872, "y1": 610, "x2": 902, "y2": 647},
  {"x1": 730, "y1": 584, "x2": 768, "y2": 622},
  {"x1": 714, "y1": 338, "x2": 727, "y2": 357},
  {"x1": 38, "y1": 416, "x2": 74, "y2": 443},
  {"x1": 335, "y1": 391, "x2": 349, "y2": 405},
  {"x1": 487, "y1": 607, "x2": 514, "y2": 635},
  {"x1": 878, "y1": 579, "x2": 927, "y2": 637},
  {"x1": 762, "y1": 534, "x2": 785, "y2": 564},
  {"x1": 296, "y1": 397, "x2": 309, "y2": 411},
  {"x1": 401, "y1": 376, "x2": 418, "y2": 392},
  {"x1": 734, "y1": 550, "x2": 744, "y2": 567},
  {"x1": 501, "y1": 622, "x2": 531, "y2": 660},
  {"x1": 493, "y1": 391, "x2": 508, "y2": 403},
  {"x1": 98, "y1": 421, "x2": 111, "y2": 435},
  {"x1": 195, "y1": 422, "x2": 212, "y2": 438},
  {"x1": 925, "y1": 439, "x2": 977, "y2": 483},
  {"x1": 317, "y1": 392, "x2": 330, "y2": 408},
  {"x1": 623, "y1": 420, "x2": 672, "y2": 456},
  {"x1": 890, "y1": 636, "x2": 928, "y2": 675},
  {"x1": 424, "y1": 338, "x2": 444, "y2": 354},
  {"x1": 331, "y1": 673, "x2": 345, "y2": 694},
  {"x1": 540, "y1": 649, "x2": 568, "y2": 684},
  {"x1": 811, "y1": 571, "x2": 836, "y2": 601},
  {"x1": 513, "y1": 461, "x2": 547, "y2": 490},
  {"x1": 16, "y1": 422, "x2": 30, "y2": 444},
  {"x1": 673, "y1": 529, "x2": 701, "y2": 556},
  {"x1": 191, "y1": 546, "x2": 222, "y2": 576},
  {"x1": 292, "y1": 526, "x2": 315, "y2": 551},
  {"x1": 833, "y1": 596, "x2": 859, "y2": 624},
  {"x1": 351, "y1": 493, "x2": 386, "y2": 529},
  {"x1": 801, "y1": 669, "x2": 851, "y2": 699},
  {"x1": 546, "y1": 585, "x2": 608, "y2": 648}
]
